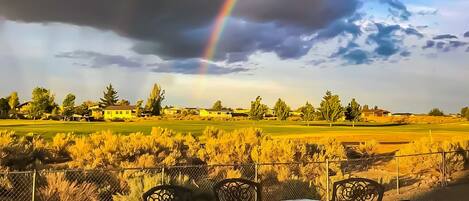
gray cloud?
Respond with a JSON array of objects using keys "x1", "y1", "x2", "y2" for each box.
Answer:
[
  {"x1": 148, "y1": 59, "x2": 249, "y2": 75},
  {"x1": 56, "y1": 50, "x2": 142, "y2": 68},
  {"x1": 56, "y1": 50, "x2": 250, "y2": 75},
  {"x1": 404, "y1": 28, "x2": 424, "y2": 38},
  {"x1": 0, "y1": 0, "x2": 361, "y2": 63},
  {"x1": 464, "y1": 31, "x2": 469, "y2": 37},
  {"x1": 380, "y1": 0, "x2": 411, "y2": 20},
  {"x1": 367, "y1": 23, "x2": 402, "y2": 56},
  {"x1": 423, "y1": 40, "x2": 435, "y2": 49},
  {"x1": 433, "y1": 34, "x2": 458, "y2": 40}
]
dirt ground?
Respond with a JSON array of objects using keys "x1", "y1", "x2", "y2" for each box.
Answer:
[{"x1": 384, "y1": 170, "x2": 469, "y2": 201}]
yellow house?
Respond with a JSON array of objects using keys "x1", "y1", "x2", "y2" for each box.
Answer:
[
  {"x1": 163, "y1": 107, "x2": 182, "y2": 115},
  {"x1": 104, "y1": 105, "x2": 136, "y2": 120},
  {"x1": 199, "y1": 109, "x2": 232, "y2": 118}
]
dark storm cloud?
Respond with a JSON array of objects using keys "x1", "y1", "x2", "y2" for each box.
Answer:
[
  {"x1": 380, "y1": 0, "x2": 411, "y2": 20},
  {"x1": 0, "y1": 0, "x2": 361, "y2": 63},
  {"x1": 148, "y1": 59, "x2": 249, "y2": 75},
  {"x1": 314, "y1": 18, "x2": 362, "y2": 40},
  {"x1": 56, "y1": 50, "x2": 143, "y2": 68},
  {"x1": 433, "y1": 34, "x2": 458, "y2": 40},
  {"x1": 367, "y1": 23, "x2": 402, "y2": 56}
]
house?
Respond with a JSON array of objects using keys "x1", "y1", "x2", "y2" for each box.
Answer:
[
  {"x1": 199, "y1": 109, "x2": 233, "y2": 118},
  {"x1": 233, "y1": 108, "x2": 250, "y2": 117},
  {"x1": 89, "y1": 105, "x2": 104, "y2": 120},
  {"x1": 392, "y1": 113, "x2": 414, "y2": 117},
  {"x1": 163, "y1": 107, "x2": 182, "y2": 115},
  {"x1": 104, "y1": 105, "x2": 137, "y2": 120},
  {"x1": 362, "y1": 109, "x2": 391, "y2": 117}
]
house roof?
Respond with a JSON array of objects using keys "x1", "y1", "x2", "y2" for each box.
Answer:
[
  {"x1": 104, "y1": 105, "x2": 136, "y2": 110},
  {"x1": 363, "y1": 109, "x2": 390, "y2": 113},
  {"x1": 202, "y1": 109, "x2": 232, "y2": 113}
]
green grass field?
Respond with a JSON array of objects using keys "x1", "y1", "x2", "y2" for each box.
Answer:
[{"x1": 1, "y1": 119, "x2": 469, "y2": 143}]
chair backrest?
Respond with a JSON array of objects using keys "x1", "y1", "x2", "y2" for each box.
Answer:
[
  {"x1": 331, "y1": 178, "x2": 384, "y2": 201},
  {"x1": 142, "y1": 185, "x2": 193, "y2": 201},
  {"x1": 213, "y1": 178, "x2": 261, "y2": 201}
]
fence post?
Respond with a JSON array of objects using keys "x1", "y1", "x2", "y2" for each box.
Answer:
[
  {"x1": 161, "y1": 166, "x2": 165, "y2": 185},
  {"x1": 31, "y1": 169, "x2": 36, "y2": 201},
  {"x1": 326, "y1": 159, "x2": 330, "y2": 201},
  {"x1": 396, "y1": 157, "x2": 400, "y2": 194},
  {"x1": 254, "y1": 163, "x2": 258, "y2": 182},
  {"x1": 441, "y1": 152, "x2": 446, "y2": 187}
]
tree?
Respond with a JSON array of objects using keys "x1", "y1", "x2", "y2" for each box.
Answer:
[
  {"x1": 249, "y1": 96, "x2": 268, "y2": 120},
  {"x1": 99, "y1": 84, "x2": 118, "y2": 107},
  {"x1": 117, "y1": 99, "x2": 130, "y2": 106},
  {"x1": 28, "y1": 87, "x2": 56, "y2": 119},
  {"x1": 273, "y1": 98, "x2": 290, "y2": 120},
  {"x1": 428, "y1": 108, "x2": 444, "y2": 116},
  {"x1": 62, "y1": 93, "x2": 76, "y2": 120},
  {"x1": 145, "y1": 83, "x2": 165, "y2": 116},
  {"x1": 212, "y1": 100, "x2": 223, "y2": 111},
  {"x1": 319, "y1": 91, "x2": 344, "y2": 126},
  {"x1": 135, "y1": 100, "x2": 144, "y2": 117},
  {"x1": 75, "y1": 102, "x2": 91, "y2": 117},
  {"x1": 0, "y1": 98, "x2": 10, "y2": 119},
  {"x1": 462, "y1": 107, "x2": 469, "y2": 121},
  {"x1": 345, "y1": 98, "x2": 362, "y2": 127},
  {"x1": 8, "y1": 92, "x2": 19, "y2": 118},
  {"x1": 363, "y1": 105, "x2": 370, "y2": 111},
  {"x1": 299, "y1": 102, "x2": 315, "y2": 126}
]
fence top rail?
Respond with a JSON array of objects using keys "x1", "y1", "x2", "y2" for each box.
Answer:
[{"x1": 0, "y1": 149, "x2": 467, "y2": 174}]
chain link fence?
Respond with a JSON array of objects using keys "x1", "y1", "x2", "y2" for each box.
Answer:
[{"x1": 0, "y1": 150, "x2": 468, "y2": 201}]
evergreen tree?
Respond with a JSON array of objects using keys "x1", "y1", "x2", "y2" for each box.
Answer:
[
  {"x1": 62, "y1": 93, "x2": 76, "y2": 120},
  {"x1": 145, "y1": 83, "x2": 165, "y2": 116},
  {"x1": 299, "y1": 102, "x2": 315, "y2": 126},
  {"x1": 319, "y1": 91, "x2": 344, "y2": 126},
  {"x1": 249, "y1": 96, "x2": 268, "y2": 120},
  {"x1": 273, "y1": 98, "x2": 290, "y2": 120},
  {"x1": 117, "y1": 99, "x2": 130, "y2": 106},
  {"x1": 212, "y1": 100, "x2": 223, "y2": 111},
  {"x1": 0, "y1": 98, "x2": 9, "y2": 119},
  {"x1": 8, "y1": 92, "x2": 19, "y2": 118},
  {"x1": 345, "y1": 98, "x2": 362, "y2": 127},
  {"x1": 99, "y1": 84, "x2": 118, "y2": 107}
]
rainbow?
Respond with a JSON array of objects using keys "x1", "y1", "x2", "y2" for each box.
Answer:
[{"x1": 199, "y1": 0, "x2": 238, "y2": 74}]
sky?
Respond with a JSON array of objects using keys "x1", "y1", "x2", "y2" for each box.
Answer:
[{"x1": 0, "y1": 0, "x2": 468, "y2": 113}]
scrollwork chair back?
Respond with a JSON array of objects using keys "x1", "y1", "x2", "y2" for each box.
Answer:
[
  {"x1": 142, "y1": 185, "x2": 193, "y2": 201},
  {"x1": 332, "y1": 178, "x2": 384, "y2": 201},
  {"x1": 213, "y1": 178, "x2": 261, "y2": 201}
]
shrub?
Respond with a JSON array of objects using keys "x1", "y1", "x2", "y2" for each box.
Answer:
[
  {"x1": 397, "y1": 137, "x2": 467, "y2": 175},
  {"x1": 356, "y1": 140, "x2": 379, "y2": 157},
  {"x1": 113, "y1": 173, "x2": 162, "y2": 201},
  {"x1": 37, "y1": 173, "x2": 99, "y2": 201}
]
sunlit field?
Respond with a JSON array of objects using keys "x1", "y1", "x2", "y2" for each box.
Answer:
[{"x1": 1, "y1": 119, "x2": 468, "y2": 143}]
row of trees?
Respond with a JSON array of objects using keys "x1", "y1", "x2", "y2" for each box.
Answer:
[
  {"x1": 244, "y1": 91, "x2": 363, "y2": 125},
  {"x1": 0, "y1": 83, "x2": 165, "y2": 120}
]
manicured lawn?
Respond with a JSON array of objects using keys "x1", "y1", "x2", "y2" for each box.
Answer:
[{"x1": 1, "y1": 119, "x2": 468, "y2": 143}]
